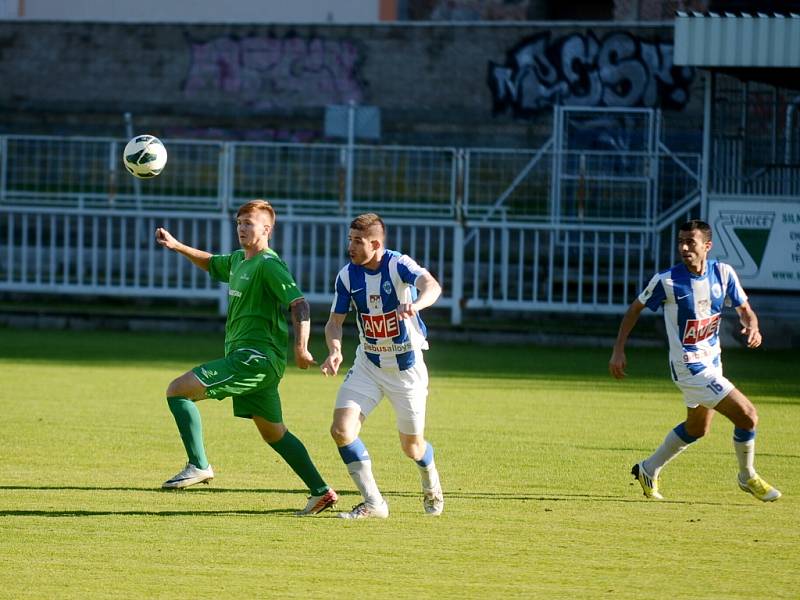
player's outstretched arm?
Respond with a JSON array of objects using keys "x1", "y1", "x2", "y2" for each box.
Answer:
[
  {"x1": 321, "y1": 312, "x2": 346, "y2": 376},
  {"x1": 735, "y1": 302, "x2": 762, "y2": 349},
  {"x1": 609, "y1": 299, "x2": 646, "y2": 380},
  {"x1": 154, "y1": 227, "x2": 212, "y2": 272},
  {"x1": 289, "y1": 298, "x2": 316, "y2": 369},
  {"x1": 398, "y1": 272, "x2": 442, "y2": 319}
]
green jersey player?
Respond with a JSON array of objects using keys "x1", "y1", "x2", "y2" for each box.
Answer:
[{"x1": 155, "y1": 199, "x2": 337, "y2": 516}]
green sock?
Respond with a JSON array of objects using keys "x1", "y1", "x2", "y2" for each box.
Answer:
[
  {"x1": 269, "y1": 430, "x2": 329, "y2": 496},
  {"x1": 167, "y1": 396, "x2": 209, "y2": 469}
]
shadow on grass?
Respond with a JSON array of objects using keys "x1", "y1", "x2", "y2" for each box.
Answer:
[
  {"x1": 0, "y1": 484, "x2": 761, "y2": 513},
  {"x1": 0, "y1": 508, "x2": 300, "y2": 517},
  {"x1": 573, "y1": 447, "x2": 800, "y2": 459},
  {"x1": 379, "y1": 489, "x2": 754, "y2": 507},
  {"x1": 0, "y1": 485, "x2": 319, "y2": 494}
]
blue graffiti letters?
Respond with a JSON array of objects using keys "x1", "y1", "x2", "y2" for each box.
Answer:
[{"x1": 488, "y1": 31, "x2": 694, "y2": 116}]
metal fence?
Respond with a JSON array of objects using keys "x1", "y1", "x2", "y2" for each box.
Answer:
[
  {"x1": 0, "y1": 204, "x2": 703, "y2": 324},
  {"x1": 0, "y1": 127, "x2": 706, "y2": 323},
  {"x1": 711, "y1": 75, "x2": 800, "y2": 196},
  {"x1": 0, "y1": 132, "x2": 700, "y2": 221}
]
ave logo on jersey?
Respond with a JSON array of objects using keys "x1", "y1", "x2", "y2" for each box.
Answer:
[
  {"x1": 682, "y1": 314, "x2": 721, "y2": 345},
  {"x1": 361, "y1": 310, "x2": 400, "y2": 339}
]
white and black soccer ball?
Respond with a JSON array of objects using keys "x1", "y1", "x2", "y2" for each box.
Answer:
[{"x1": 123, "y1": 135, "x2": 168, "y2": 179}]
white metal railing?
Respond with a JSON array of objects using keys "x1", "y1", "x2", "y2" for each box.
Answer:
[
  {"x1": 459, "y1": 222, "x2": 652, "y2": 313},
  {"x1": 0, "y1": 206, "x2": 228, "y2": 311},
  {"x1": 0, "y1": 206, "x2": 699, "y2": 324}
]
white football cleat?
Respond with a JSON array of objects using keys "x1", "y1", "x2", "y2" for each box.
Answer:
[
  {"x1": 162, "y1": 463, "x2": 214, "y2": 489},
  {"x1": 423, "y1": 487, "x2": 444, "y2": 516},
  {"x1": 338, "y1": 500, "x2": 389, "y2": 520}
]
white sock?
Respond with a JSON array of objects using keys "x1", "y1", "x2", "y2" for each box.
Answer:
[
  {"x1": 733, "y1": 439, "x2": 756, "y2": 480},
  {"x1": 346, "y1": 460, "x2": 384, "y2": 507},
  {"x1": 644, "y1": 428, "x2": 695, "y2": 478},
  {"x1": 417, "y1": 460, "x2": 441, "y2": 493}
]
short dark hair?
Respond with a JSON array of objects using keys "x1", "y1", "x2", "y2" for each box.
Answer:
[
  {"x1": 350, "y1": 213, "x2": 385, "y2": 238},
  {"x1": 679, "y1": 219, "x2": 712, "y2": 242}
]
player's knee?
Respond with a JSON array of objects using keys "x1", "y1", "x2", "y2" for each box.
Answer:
[
  {"x1": 684, "y1": 422, "x2": 709, "y2": 439},
  {"x1": 731, "y1": 395, "x2": 758, "y2": 430},
  {"x1": 741, "y1": 406, "x2": 758, "y2": 430},
  {"x1": 255, "y1": 419, "x2": 286, "y2": 444},
  {"x1": 330, "y1": 423, "x2": 353, "y2": 446},
  {"x1": 400, "y1": 439, "x2": 425, "y2": 461},
  {"x1": 402, "y1": 446, "x2": 422, "y2": 461},
  {"x1": 165, "y1": 378, "x2": 183, "y2": 397}
]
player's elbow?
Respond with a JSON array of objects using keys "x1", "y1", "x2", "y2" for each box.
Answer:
[
  {"x1": 422, "y1": 277, "x2": 442, "y2": 305},
  {"x1": 290, "y1": 298, "x2": 311, "y2": 320}
]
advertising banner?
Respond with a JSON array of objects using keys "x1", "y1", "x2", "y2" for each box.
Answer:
[{"x1": 708, "y1": 196, "x2": 800, "y2": 291}]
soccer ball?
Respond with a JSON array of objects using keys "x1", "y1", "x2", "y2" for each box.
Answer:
[{"x1": 123, "y1": 135, "x2": 168, "y2": 179}]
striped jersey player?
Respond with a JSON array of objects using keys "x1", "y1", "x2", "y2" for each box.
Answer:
[
  {"x1": 321, "y1": 213, "x2": 445, "y2": 519},
  {"x1": 640, "y1": 253, "x2": 745, "y2": 382},
  {"x1": 331, "y1": 249, "x2": 429, "y2": 370},
  {"x1": 609, "y1": 220, "x2": 781, "y2": 502}
]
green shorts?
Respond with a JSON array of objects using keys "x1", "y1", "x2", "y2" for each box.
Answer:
[{"x1": 192, "y1": 348, "x2": 284, "y2": 423}]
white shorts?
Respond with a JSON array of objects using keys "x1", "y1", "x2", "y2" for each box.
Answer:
[
  {"x1": 674, "y1": 366, "x2": 735, "y2": 409},
  {"x1": 335, "y1": 353, "x2": 429, "y2": 435}
]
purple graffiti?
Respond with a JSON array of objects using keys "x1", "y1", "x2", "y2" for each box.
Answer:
[
  {"x1": 184, "y1": 35, "x2": 364, "y2": 109},
  {"x1": 488, "y1": 32, "x2": 695, "y2": 116}
]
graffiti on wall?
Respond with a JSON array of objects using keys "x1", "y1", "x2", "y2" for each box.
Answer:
[
  {"x1": 488, "y1": 32, "x2": 695, "y2": 116},
  {"x1": 184, "y1": 35, "x2": 364, "y2": 110}
]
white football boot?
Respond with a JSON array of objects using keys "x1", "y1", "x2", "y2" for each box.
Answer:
[
  {"x1": 423, "y1": 487, "x2": 444, "y2": 516},
  {"x1": 162, "y1": 463, "x2": 214, "y2": 489},
  {"x1": 338, "y1": 500, "x2": 390, "y2": 519}
]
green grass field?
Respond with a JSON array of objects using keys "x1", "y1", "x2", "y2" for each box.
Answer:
[{"x1": 0, "y1": 328, "x2": 798, "y2": 599}]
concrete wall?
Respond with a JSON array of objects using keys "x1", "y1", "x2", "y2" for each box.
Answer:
[
  {"x1": 0, "y1": 21, "x2": 702, "y2": 146},
  {"x1": 8, "y1": 0, "x2": 380, "y2": 23}
]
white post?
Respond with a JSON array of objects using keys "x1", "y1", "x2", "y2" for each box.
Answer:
[
  {"x1": 345, "y1": 100, "x2": 356, "y2": 219},
  {"x1": 450, "y1": 222, "x2": 464, "y2": 325},
  {"x1": 700, "y1": 72, "x2": 713, "y2": 220},
  {"x1": 107, "y1": 140, "x2": 118, "y2": 207},
  {"x1": 0, "y1": 136, "x2": 8, "y2": 204},
  {"x1": 282, "y1": 203, "x2": 294, "y2": 269},
  {"x1": 550, "y1": 105, "x2": 561, "y2": 223},
  {"x1": 219, "y1": 142, "x2": 231, "y2": 212},
  {"x1": 123, "y1": 112, "x2": 142, "y2": 212}
]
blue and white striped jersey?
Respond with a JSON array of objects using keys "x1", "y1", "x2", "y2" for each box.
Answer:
[
  {"x1": 639, "y1": 259, "x2": 747, "y2": 379},
  {"x1": 330, "y1": 250, "x2": 430, "y2": 370}
]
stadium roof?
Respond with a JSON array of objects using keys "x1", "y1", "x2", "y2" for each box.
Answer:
[{"x1": 674, "y1": 12, "x2": 800, "y2": 89}]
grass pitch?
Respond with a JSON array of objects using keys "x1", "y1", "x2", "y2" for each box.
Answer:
[{"x1": 0, "y1": 328, "x2": 797, "y2": 599}]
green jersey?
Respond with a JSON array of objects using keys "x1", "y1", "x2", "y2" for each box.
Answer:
[{"x1": 208, "y1": 248, "x2": 303, "y2": 371}]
